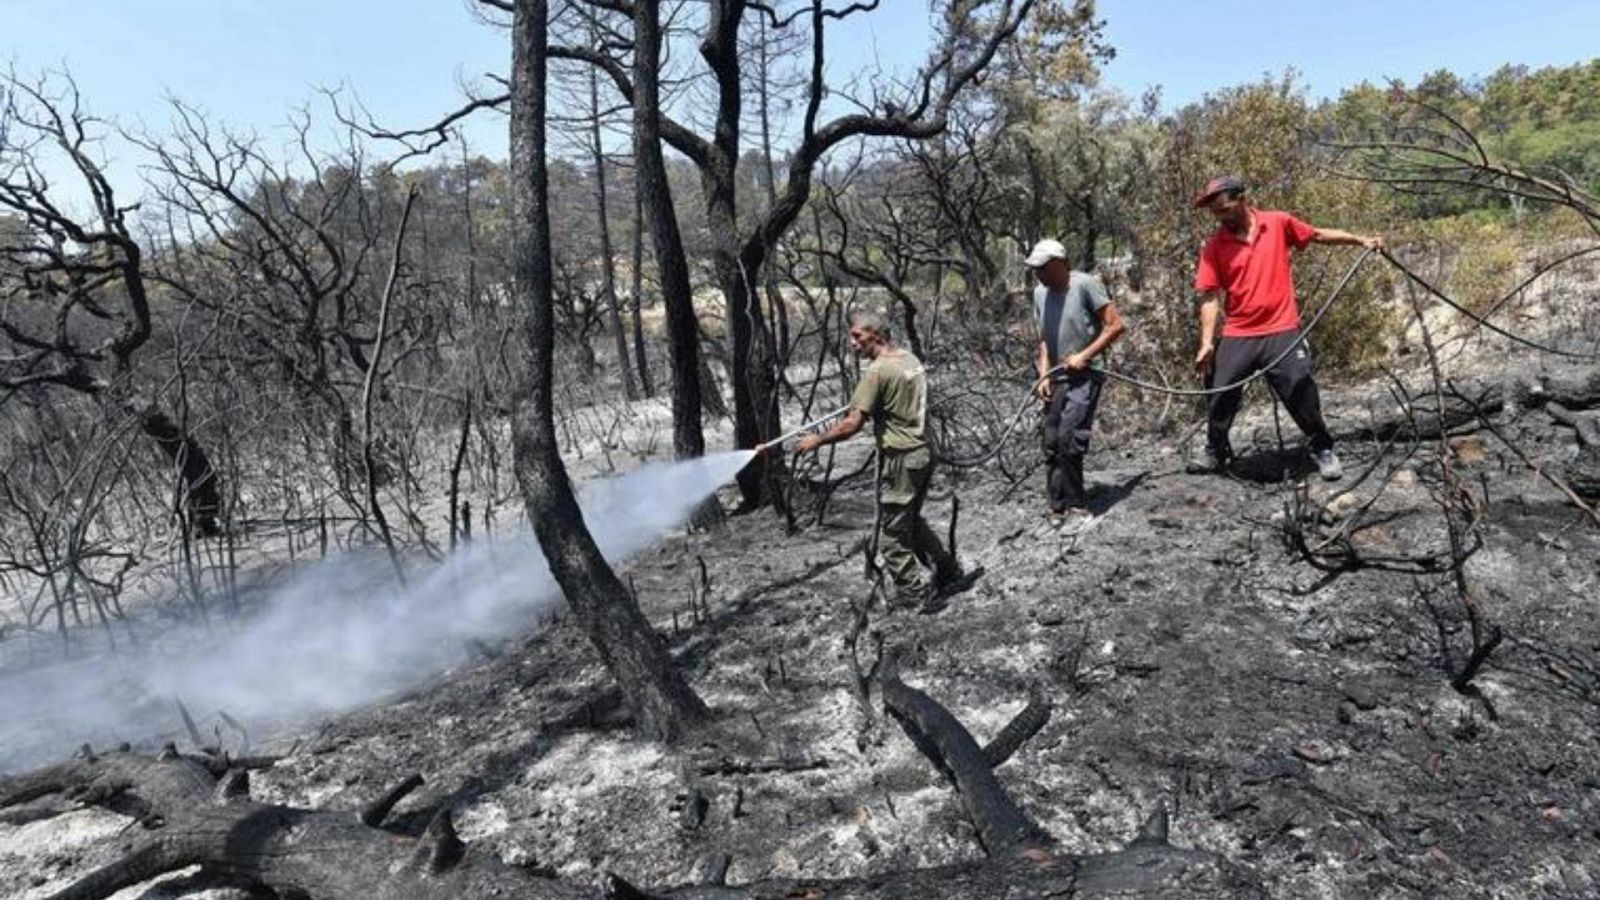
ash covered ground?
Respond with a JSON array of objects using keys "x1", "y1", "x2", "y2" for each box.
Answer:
[{"x1": 3, "y1": 360, "x2": 1599, "y2": 899}]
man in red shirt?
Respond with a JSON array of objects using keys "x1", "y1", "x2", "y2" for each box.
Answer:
[{"x1": 1190, "y1": 175, "x2": 1383, "y2": 480}]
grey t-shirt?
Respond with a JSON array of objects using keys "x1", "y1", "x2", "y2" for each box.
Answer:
[{"x1": 1033, "y1": 271, "x2": 1111, "y2": 373}]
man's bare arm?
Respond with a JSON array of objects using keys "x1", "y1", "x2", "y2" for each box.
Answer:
[
  {"x1": 1035, "y1": 340, "x2": 1053, "y2": 399},
  {"x1": 1065, "y1": 303, "x2": 1127, "y2": 370},
  {"x1": 795, "y1": 408, "x2": 866, "y2": 453},
  {"x1": 1194, "y1": 293, "x2": 1222, "y2": 376},
  {"x1": 1311, "y1": 227, "x2": 1384, "y2": 250}
]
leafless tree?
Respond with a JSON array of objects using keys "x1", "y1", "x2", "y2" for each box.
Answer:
[
  {"x1": 580, "y1": 25, "x2": 640, "y2": 399},
  {"x1": 1, "y1": 72, "x2": 221, "y2": 535}
]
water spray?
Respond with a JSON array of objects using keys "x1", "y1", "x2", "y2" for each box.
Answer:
[
  {"x1": 0, "y1": 450, "x2": 762, "y2": 771},
  {"x1": 755, "y1": 406, "x2": 852, "y2": 455}
]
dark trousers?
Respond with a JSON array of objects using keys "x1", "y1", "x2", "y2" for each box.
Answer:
[
  {"x1": 1042, "y1": 373, "x2": 1103, "y2": 511},
  {"x1": 1206, "y1": 331, "x2": 1333, "y2": 461}
]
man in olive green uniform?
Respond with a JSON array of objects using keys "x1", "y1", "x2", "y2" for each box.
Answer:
[{"x1": 794, "y1": 313, "x2": 975, "y2": 612}]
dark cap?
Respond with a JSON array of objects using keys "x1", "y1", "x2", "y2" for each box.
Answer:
[{"x1": 1193, "y1": 174, "x2": 1246, "y2": 208}]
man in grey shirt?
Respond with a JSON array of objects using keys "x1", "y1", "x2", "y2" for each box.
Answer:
[{"x1": 1024, "y1": 239, "x2": 1126, "y2": 524}]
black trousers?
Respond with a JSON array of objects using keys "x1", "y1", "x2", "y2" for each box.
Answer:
[
  {"x1": 1206, "y1": 331, "x2": 1333, "y2": 460},
  {"x1": 1042, "y1": 373, "x2": 1103, "y2": 511}
]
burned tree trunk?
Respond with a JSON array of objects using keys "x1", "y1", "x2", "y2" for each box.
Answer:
[
  {"x1": 509, "y1": 0, "x2": 708, "y2": 741},
  {"x1": 714, "y1": 248, "x2": 783, "y2": 509},
  {"x1": 629, "y1": 186, "x2": 654, "y2": 397},
  {"x1": 132, "y1": 401, "x2": 222, "y2": 537},
  {"x1": 701, "y1": 157, "x2": 779, "y2": 511},
  {"x1": 697, "y1": 0, "x2": 780, "y2": 511},
  {"x1": 589, "y1": 55, "x2": 638, "y2": 401},
  {"x1": 632, "y1": 0, "x2": 709, "y2": 464}
]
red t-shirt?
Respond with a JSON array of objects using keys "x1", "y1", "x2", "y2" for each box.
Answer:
[{"x1": 1194, "y1": 209, "x2": 1318, "y2": 338}]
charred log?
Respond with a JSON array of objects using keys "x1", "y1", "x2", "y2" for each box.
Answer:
[
  {"x1": 1546, "y1": 402, "x2": 1600, "y2": 448},
  {"x1": 878, "y1": 660, "x2": 1051, "y2": 855},
  {"x1": 1337, "y1": 368, "x2": 1600, "y2": 446},
  {"x1": 1513, "y1": 369, "x2": 1600, "y2": 412},
  {"x1": 1545, "y1": 402, "x2": 1600, "y2": 497},
  {"x1": 1337, "y1": 383, "x2": 1504, "y2": 443},
  {"x1": 6, "y1": 751, "x2": 593, "y2": 900}
]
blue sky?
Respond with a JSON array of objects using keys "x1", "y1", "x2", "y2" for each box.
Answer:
[
  {"x1": 1097, "y1": 0, "x2": 1598, "y2": 104},
  {"x1": 6, "y1": 0, "x2": 1599, "y2": 198}
]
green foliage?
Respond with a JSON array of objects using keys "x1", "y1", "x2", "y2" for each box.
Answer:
[
  {"x1": 1328, "y1": 59, "x2": 1600, "y2": 212},
  {"x1": 1497, "y1": 119, "x2": 1600, "y2": 186},
  {"x1": 1415, "y1": 214, "x2": 1521, "y2": 314},
  {"x1": 1288, "y1": 178, "x2": 1400, "y2": 375},
  {"x1": 1478, "y1": 60, "x2": 1600, "y2": 132},
  {"x1": 987, "y1": 88, "x2": 1161, "y2": 266},
  {"x1": 1398, "y1": 207, "x2": 1594, "y2": 326},
  {"x1": 989, "y1": 0, "x2": 1114, "y2": 105}
]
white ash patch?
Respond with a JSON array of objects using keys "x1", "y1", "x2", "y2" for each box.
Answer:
[
  {"x1": 2, "y1": 808, "x2": 135, "y2": 900},
  {"x1": 457, "y1": 795, "x2": 511, "y2": 842}
]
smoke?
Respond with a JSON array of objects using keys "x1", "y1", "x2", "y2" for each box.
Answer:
[{"x1": 0, "y1": 450, "x2": 757, "y2": 773}]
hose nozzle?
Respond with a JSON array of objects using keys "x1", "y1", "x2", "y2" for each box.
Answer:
[{"x1": 756, "y1": 405, "x2": 851, "y2": 454}]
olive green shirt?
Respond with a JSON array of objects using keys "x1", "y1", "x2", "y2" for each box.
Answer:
[{"x1": 850, "y1": 349, "x2": 928, "y2": 452}]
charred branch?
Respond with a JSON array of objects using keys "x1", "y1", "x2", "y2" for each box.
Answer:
[
  {"x1": 980, "y1": 688, "x2": 1051, "y2": 769},
  {"x1": 359, "y1": 773, "x2": 425, "y2": 828},
  {"x1": 878, "y1": 658, "x2": 1052, "y2": 855}
]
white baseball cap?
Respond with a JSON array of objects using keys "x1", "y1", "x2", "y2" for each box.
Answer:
[{"x1": 1023, "y1": 238, "x2": 1068, "y2": 268}]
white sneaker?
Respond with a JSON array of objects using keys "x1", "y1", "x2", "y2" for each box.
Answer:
[
  {"x1": 1313, "y1": 447, "x2": 1343, "y2": 481},
  {"x1": 1187, "y1": 446, "x2": 1229, "y2": 475}
]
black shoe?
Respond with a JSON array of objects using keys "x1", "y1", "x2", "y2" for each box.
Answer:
[{"x1": 920, "y1": 566, "x2": 985, "y2": 615}]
